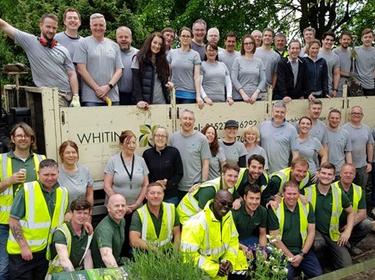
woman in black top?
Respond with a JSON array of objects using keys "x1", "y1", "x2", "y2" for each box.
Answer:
[
  {"x1": 142, "y1": 126, "x2": 183, "y2": 205},
  {"x1": 132, "y1": 32, "x2": 173, "y2": 109}
]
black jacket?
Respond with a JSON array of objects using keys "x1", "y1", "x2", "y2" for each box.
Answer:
[
  {"x1": 132, "y1": 58, "x2": 170, "y2": 104},
  {"x1": 302, "y1": 56, "x2": 329, "y2": 97},
  {"x1": 273, "y1": 57, "x2": 305, "y2": 99}
]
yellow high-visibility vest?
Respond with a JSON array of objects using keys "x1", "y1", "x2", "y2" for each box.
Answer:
[
  {"x1": 333, "y1": 181, "x2": 362, "y2": 212},
  {"x1": 271, "y1": 167, "x2": 310, "y2": 193},
  {"x1": 7, "y1": 181, "x2": 68, "y2": 254},
  {"x1": 137, "y1": 202, "x2": 175, "y2": 248},
  {"x1": 274, "y1": 199, "x2": 309, "y2": 245},
  {"x1": 305, "y1": 184, "x2": 343, "y2": 241},
  {"x1": 0, "y1": 152, "x2": 45, "y2": 224}
]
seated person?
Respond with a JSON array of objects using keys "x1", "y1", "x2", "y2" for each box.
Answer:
[
  {"x1": 268, "y1": 182, "x2": 322, "y2": 280},
  {"x1": 177, "y1": 161, "x2": 240, "y2": 224},
  {"x1": 129, "y1": 182, "x2": 180, "y2": 250},
  {"x1": 91, "y1": 194, "x2": 127, "y2": 268},
  {"x1": 48, "y1": 198, "x2": 93, "y2": 275}
]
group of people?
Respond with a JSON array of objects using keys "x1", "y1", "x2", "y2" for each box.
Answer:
[
  {"x1": 0, "y1": 9, "x2": 374, "y2": 108},
  {"x1": 1, "y1": 94, "x2": 375, "y2": 279}
]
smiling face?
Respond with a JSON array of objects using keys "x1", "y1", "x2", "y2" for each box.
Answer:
[
  {"x1": 304, "y1": 30, "x2": 315, "y2": 45},
  {"x1": 272, "y1": 106, "x2": 286, "y2": 124},
  {"x1": 207, "y1": 29, "x2": 219, "y2": 44},
  {"x1": 180, "y1": 111, "x2": 195, "y2": 133},
  {"x1": 222, "y1": 168, "x2": 239, "y2": 189},
  {"x1": 244, "y1": 132, "x2": 257, "y2": 144},
  {"x1": 11, "y1": 127, "x2": 33, "y2": 152},
  {"x1": 71, "y1": 208, "x2": 91, "y2": 226},
  {"x1": 340, "y1": 164, "x2": 356, "y2": 186},
  {"x1": 317, "y1": 167, "x2": 335, "y2": 186},
  {"x1": 298, "y1": 117, "x2": 312, "y2": 134},
  {"x1": 192, "y1": 22, "x2": 206, "y2": 42},
  {"x1": 153, "y1": 127, "x2": 168, "y2": 150},
  {"x1": 339, "y1": 34, "x2": 352, "y2": 49},
  {"x1": 350, "y1": 106, "x2": 363, "y2": 124},
  {"x1": 107, "y1": 194, "x2": 127, "y2": 223},
  {"x1": 322, "y1": 35, "x2": 335, "y2": 50},
  {"x1": 251, "y1": 31, "x2": 262, "y2": 47},
  {"x1": 308, "y1": 103, "x2": 322, "y2": 120},
  {"x1": 362, "y1": 32, "x2": 374, "y2": 48},
  {"x1": 163, "y1": 31, "x2": 174, "y2": 48},
  {"x1": 61, "y1": 144, "x2": 79, "y2": 166},
  {"x1": 116, "y1": 28, "x2": 132, "y2": 50},
  {"x1": 204, "y1": 126, "x2": 216, "y2": 144},
  {"x1": 262, "y1": 31, "x2": 273, "y2": 46},
  {"x1": 244, "y1": 190, "x2": 261, "y2": 213},
  {"x1": 179, "y1": 29, "x2": 192, "y2": 47},
  {"x1": 308, "y1": 42, "x2": 320, "y2": 58},
  {"x1": 225, "y1": 36, "x2": 236, "y2": 52},
  {"x1": 213, "y1": 191, "x2": 233, "y2": 220},
  {"x1": 248, "y1": 159, "x2": 264, "y2": 181},
  {"x1": 291, "y1": 163, "x2": 309, "y2": 183},
  {"x1": 38, "y1": 166, "x2": 59, "y2": 189},
  {"x1": 205, "y1": 44, "x2": 218, "y2": 61},
  {"x1": 90, "y1": 17, "x2": 106, "y2": 39},
  {"x1": 121, "y1": 136, "x2": 136, "y2": 153},
  {"x1": 243, "y1": 37, "x2": 255, "y2": 54},
  {"x1": 64, "y1": 11, "x2": 81, "y2": 32},
  {"x1": 275, "y1": 36, "x2": 286, "y2": 51},
  {"x1": 283, "y1": 185, "x2": 299, "y2": 209},
  {"x1": 328, "y1": 111, "x2": 341, "y2": 129},
  {"x1": 146, "y1": 184, "x2": 164, "y2": 207},
  {"x1": 288, "y1": 42, "x2": 301, "y2": 60},
  {"x1": 150, "y1": 35, "x2": 163, "y2": 55},
  {"x1": 40, "y1": 17, "x2": 58, "y2": 40}
]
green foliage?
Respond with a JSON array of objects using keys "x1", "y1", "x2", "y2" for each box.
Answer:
[{"x1": 125, "y1": 247, "x2": 210, "y2": 280}]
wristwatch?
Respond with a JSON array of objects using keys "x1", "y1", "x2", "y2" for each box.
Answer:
[
  {"x1": 108, "y1": 83, "x2": 114, "y2": 89},
  {"x1": 299, "y1": 251, "x2": 305, "y2": 257}
]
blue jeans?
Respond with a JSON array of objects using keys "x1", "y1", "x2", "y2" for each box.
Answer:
[
  {"x1": 164, "y1": 196, "x2": 180, "y2": 206},
  {"x1": 82, "y1": 101, "x2": 120, "y2": 107},
  {"x1": 0, "y1": 224, "x2": 9, "y2": 279},
  {"x1": 287, "y1": 250, "x2": 322, "y2": 279}
]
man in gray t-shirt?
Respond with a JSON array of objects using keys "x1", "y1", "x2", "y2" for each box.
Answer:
[
  {"x1": 116, "y1": 26, "x2": 138, "y2": 105},
  {"x1": 74, "y1": 13, "x2": 123, "y2": 106},
  {"x1": 0, "y1": 14, "x2": 79, "y2": 107},
  {"x1": 326, "y1": 109, "x2": 352, "y2": 176},
  {"x1": 342, "y1": 106, "x2": 374, "y2": 187},
  {"x1": 54, "y1": 8, "x2": 83, "y2": 60},
  {"x1": 254, "y1": 28, "x2": 280, "y2": 98},
  {"x1": 318, "y1": 31, "x2": 340, "y2": 96},
  {"x1": 169, "y1": 109, "x2": 211, "y2": 194},
  {"x1": 191, "y1": 19, "x2": 207, "y2": 60},
  {"x1": 260, "y1": 102, "x2": 297, "y2": 173},
  {"x1": 333, "y1": 31, "x2": 353, "y2": 97},
  {"x1": 355, "y1": 28, "x2": 375, "y2": 95}
]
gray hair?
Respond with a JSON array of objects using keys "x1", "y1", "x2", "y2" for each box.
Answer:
[
  {"x1": 90, "y1": 13, "x2": 105, "y2": 24},
  {"x1": 273, "y1": 101, "x2": 286, "y2": 109}
]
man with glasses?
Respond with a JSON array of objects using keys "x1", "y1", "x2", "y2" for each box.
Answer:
[
  {"x1": 191, "y1": 19, "x2": 207, "y2": 60},
  {"x1": 0, "y1": 123, "x2": 45, "y2": 280},
  {"x1": 181, "y1": 190, "x2": 239, "y2": 279},
  {"x1": 342, "y1": 106, "x2": 373, "y2": 187}
]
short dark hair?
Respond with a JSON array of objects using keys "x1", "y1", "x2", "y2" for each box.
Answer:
[
  {"x1": 339, "y1": 31, "x2": 352, "y2": 40},
  {"x1": 225, "y1": 31, "x2": 237, "y2": 40},
  {"x1": 240, "y1": 34, "x2": 256, "y2": 55},
  {"x1": 63, "y1": 7, "x2": 81, "y2": 21},
  {"x1": 40, "y1": 13, "x2": 58, "y2": 24},
  {"x1": 282, "y1": 181, "x2": 299, "y2": 193},
  {"x1": 70, "y1": 198, "x2": 92, "y2": 212},
  {"x1": 319, "y1": 162, "x2": 336, "y2": 173},
  {"x1": 248, "y1": 154, "x2": 265, "y2": 167},
  {"x1": 262, "y1": 27, "x2": 274, "y2": 37},
  {"x1": 39, "y1": 159, "x2": 58, "y2": 170},
  {"x1": 204, "y1": 42, "x2": 219, "y2": 61},
  {"x1": 161, "y1": 27, "x2": 174, "y2": 35},
  {"x1": 322, "y1": 30, "x2": 335, "y2": 40},
  {"x1": 243, "y1": 184, "x2": 261, "y2": 196},
  {"x1": 308, "y1": 99, "x2": 322, "y2": 107},
  {"x1": 328, "y1": 108, "x2": 341, "y2": 117},
  {"x1": 361, "y1": 28, "x2": 374, "y2": 37},
  {"x1": 288, "y1": 39, "x2": 301, "y2": 49},
  {"x1": 298, "y1": 116, "x2": 312, "y2": 125},
  {"x1": 222, "y1": 161, "x2": 240, "y2": 174}
]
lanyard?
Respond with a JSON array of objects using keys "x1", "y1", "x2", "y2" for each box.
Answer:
[{"x1": 120, "y1": 153, "x2": 135, "y2": 188}]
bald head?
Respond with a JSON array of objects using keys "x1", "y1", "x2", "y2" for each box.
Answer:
[
  {"x1": 107, "y1": 194, "x2": 126, "y2": 223},
  {"x1": 108, "y1": 193, "x2": 126, "y2": 206},
  {"x1": 216, "y1": 189, "x2": 233, "y2": 202}
]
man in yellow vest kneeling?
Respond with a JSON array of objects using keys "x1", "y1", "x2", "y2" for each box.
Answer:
[
  {"x1": 129, "y1": 182, "x2": 181, "y2": 250},
  {"x1": 303, "y1": 162, "x2": 354, "y2": 269},
  {"x1": 46, "y1": 198, "x2": 93, "y2": 278},
  {"x1": 268, "y1": 181, "x2": 322, "y2": 279},
  {"x1": 7, "y1": 159, "x2": 68, "y2": 280}
]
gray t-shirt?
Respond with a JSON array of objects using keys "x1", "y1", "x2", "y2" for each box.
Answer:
[
  {"x1": 355, "y1": 46, "x2": 375, "y2": 89},
  {"x1": 208, "y1": 147, "x2": 226, "y2": 180},
  {"x1": 260, "y1": 120, "x2": 297, "y2": 173},
  {"x1": 333, "y1": 47, "x2": 352, "y2": 97},
  {"x1": 191, "y1": 40, "x2": 205, "y2": 60},
  {"x1": 104, "y1": 154, "x2": 149, "y2": 204},
  {"x1": 295, "y1": 136, "x2": 322, "y2": 174},
  {"x1": 118, "y1": 47, "x2": 138, "y2": 93},
  {"x1": 169, "y1": 131, "x2": 211, "y2": 191},
  {"x1": 310, "y1": 120, "x2": 328, "y2": 145},
  {"x1": 167, "y1": 48, "x2": 201, "y2": 92},
  {"x1": 254, "y1": 47, "x2": 280, "y2": 88},
  {"x1": 58, "y1": 164, "x2": 94, "y2": 206},
  {"x1": 231, "y1": 56, "x2": 266, "y2": 100},
  {"x1": 14, "y1": 30, "x2": 74, "y2": 92},
  {"x1": 245, "y1": 144, "x2": 269, "y2": 170},
  {"x1": 326, "y1": 127, "x2": 352, "y2": 175},
  {"x1": 218, "y1": 50, "x2": 240, "y2": 74},
  {"x1": 131, "y1": 57, "x2": 165, "y2": 104},
  {"x1": 342, "y1": 123, "x2": 374, "y2": 168},
  {"x1": 201, "y1": 61, "x2": 230, "y2": 102},
  {"x1": 54, "y1": 32, "x2": 84, "y2": 60},
  {"x1": 73, "y1": 36, "x2": 124, "y2": 103},
  {"x1": 219, "y1": 140, "x2": 248, "y2": 163},
  {"x1": 318, "y1": 49, "x2": 340, "y2": 93}
]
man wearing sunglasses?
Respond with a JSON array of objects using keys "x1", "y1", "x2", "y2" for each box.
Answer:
[{"x1": 181, "y1": 190, "x2": 239, "y2": 279}]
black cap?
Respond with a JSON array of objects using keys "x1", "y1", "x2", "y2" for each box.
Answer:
[{"x1": 224, "y1": 120, "x2": 239, "y2": 129}]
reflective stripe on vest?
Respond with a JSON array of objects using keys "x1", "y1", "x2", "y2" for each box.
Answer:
[
  {"x1": 138, "y1": 202, "x2": 175, "y2": 247},
  {"x1": 333, "y1": 181, "x2": 362, "y2": 212},
  {"x1": 305, "y1": 184, "x2": 343, "y2": 241},
  {"x1": 275, "y1": 200, "x2": 309, "y2": 245},
  {"x1": 7, "y1": 181, "x2": 68, "y2": 254},
  {"x1": 272, "y1": 167, "x2": 310, "y2": 193},
  {"x1": 47, "y1": 223, "x2": 72, "y2": 274},
  {"x1": 234, "y1": 168, "x2": 247, "y2": 190},
  {"x1": 0, "y1": 153, "x2": 45, "y2": 224}
]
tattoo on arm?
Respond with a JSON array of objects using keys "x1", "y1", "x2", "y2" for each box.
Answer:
[{"x1": 10, "y1": 222, "x2": 25, "y2": 242}]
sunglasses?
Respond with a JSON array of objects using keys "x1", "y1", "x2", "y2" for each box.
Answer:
[{"x1": 218, "y1": 200, "x2": 233, "y2": 209}]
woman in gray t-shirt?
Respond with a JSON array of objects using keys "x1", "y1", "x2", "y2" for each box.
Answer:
[
  {"x1": 231, "y1": 34, "x2": 266, "y2": 103},
  {"x1": 200, "y1": 43, "x2": 233, "y2": 104},
  {"x1": 201, "y1": 124, "x2": 226, "y2": 180},
  {"x1": 242, "y1": 126, "x2": 269, "y2": 170},
  {"x1": 104, "y1": 130, "x2": 149, "y2": 212},
  {"x1": 58, "y1": 140, "x2": 94, "y2": 207}
]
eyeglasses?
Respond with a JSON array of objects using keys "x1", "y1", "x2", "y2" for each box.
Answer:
[
  {"x1": 14, "y1": 134, "x2": 30, "y2": 139},
  {"x1": 351, "y1": 112, "x2": 363, "y2": 116},
  {"x1": 218, "y1": 200, "x2": 233, "y2": 209},
  {"x1": 180, "y1": 35, "x2": 191, "y2": 38},
  {"x1": 154, "y1": 134, "x2": 167, "y2": 138}
]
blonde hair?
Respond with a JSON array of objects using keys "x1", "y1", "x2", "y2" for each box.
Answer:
[{"x1": 243, "y1": 126, "x2": 260, "y2": 143}]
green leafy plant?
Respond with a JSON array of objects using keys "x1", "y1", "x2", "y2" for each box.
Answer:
[{"x1": 125, "y1": 247, "x2": 210, "y2": 280}]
